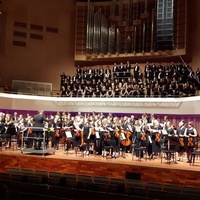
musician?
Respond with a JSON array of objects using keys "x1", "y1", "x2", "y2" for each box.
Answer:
[
  {"x1": 184, "y1": 121, "x2": 197, "y2": 163},
  {"x1": 148, "y1": 120, "x2": 162, "y2": 159},
  {"x1": 32, "y1": 110, "x2": 46, "y2": 150},
  {"x1": 133, "y1": 120, "x2": 146, "y2": 158},
  {"x1": 2, "y1": 114, "x2": 16, "y2": 149},
  {"x1": 82, "y1": 118, "x2": 95, "y2": 155},
  {"x1": 53, "y1": 114, "x2": 62, "y2": 150},
  {"x1": 112, "y1": 117, "x2": 121, "y2": 158},
  {"x1": 62, "y1": 118, "x2": 73, "y2": 152},
  {"x1": 98, "y1": 118, "x2": 111, "y2": 156},
  {"x1": 72, "y1": 116, "x2": 83, "y2": 154},
  {"x1": 176, "y1": 120, "x2": 186, "y2": 162},
  {"x1": 0, "y1": 113, "x2": 5, "y2": 149},
  {"x1": 164, "y1": 121, "x2": 178, "y2": 160},
  {"x1": 16, "y1": 116, "x2": 26, "y2": 149},
  {"x1": 121, "y1": 116, "x2": 133, "y2": 153},
  {"x1": 25, "y1": 116, "x2": 34, "y2": 149}
]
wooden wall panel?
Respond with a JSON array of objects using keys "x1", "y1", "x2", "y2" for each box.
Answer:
[{"x1": 0, "y1": 153, "x2": 200, "y2": 187}]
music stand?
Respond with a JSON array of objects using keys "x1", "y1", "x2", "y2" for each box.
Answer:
[{"x1": 161, "y1": 135, "x2": 179, "y2": 164}]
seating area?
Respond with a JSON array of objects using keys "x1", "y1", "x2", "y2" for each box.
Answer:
[{"x1": 0, "y1": 167, "x2": 200, "y2": 200}]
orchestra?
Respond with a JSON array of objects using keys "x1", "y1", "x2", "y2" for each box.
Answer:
[{"x1": 0, "y1": 111, "x2": 199, "y2": 163}]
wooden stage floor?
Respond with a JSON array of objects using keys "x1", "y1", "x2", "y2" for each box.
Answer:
[{"x1": 0, "y1": 148, "x2": 200, "y2": 187}]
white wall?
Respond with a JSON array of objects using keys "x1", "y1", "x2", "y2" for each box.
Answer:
[{"x1": 0, "y1": 93, "x2": 198, "y2": 115}]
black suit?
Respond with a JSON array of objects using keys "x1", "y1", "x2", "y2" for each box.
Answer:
[{"x1": 33, "y1": 113, "x2": 45, "y2": 149}]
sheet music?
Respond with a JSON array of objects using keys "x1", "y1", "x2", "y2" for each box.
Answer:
[
  {"x1": 95, "y1": 131, "x2": 100, "y2": 139},
  {"x1": 107, "y1": 127, "x2": 114, "y2": 131},
  {"x1": 162, "y1": 129, "x2": 168, "y2": 135},
  {"x1": 121, "y1": 132, "x2": 126, "y2": 140},
  {"x1": 135, "y1": 126, "x2": 141, "y2": 132},
  {"x1": 65, "y1": 131, "x2": 72, "y2": 138},
  {"x1": 128, "y1": 124, "x2": 133, "y2": 132},
  {"x1": 174, "y1": 130, "x2": 177, "y2": 135},
  {"x1": 148, "y1": 135, "x2": 152, "y2": 144}
]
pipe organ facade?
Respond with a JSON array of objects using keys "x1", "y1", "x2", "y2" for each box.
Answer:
[{"x1": 75, "y1": 0, "x2": 186, "y2": 62}]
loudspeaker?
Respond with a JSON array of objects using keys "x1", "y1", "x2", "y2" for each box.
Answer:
[{"x1": 156, "y1": 0, "x2": 174, "y2": 50}]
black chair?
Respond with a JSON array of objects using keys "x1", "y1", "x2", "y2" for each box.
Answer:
[
  {"x1": 190, "y1": 149, "x2": 200, "y2": 165},
  {"x1": 182, "y1": 186, "x2": 200, "y2": 195},
  {"x1": 21, "y1": 168, "x2": 35, "y2": 176},
  {"x1": 87, "y1": 190, "x2": 106, "y2": 200},
  {"x1": 145, "y1": 181, "x2": 163, "y2": 191},
  {"x1": 106, "y1": 192, "x2": 129, "y2": 200},
  {"x1": 67, "y1": 188, "x2": 89, "y2": 200},
  {"x1": 48, "y1": 171, "x2": 63, "y2": 186},
  {"x1": 147, "y1": 189, "x2": 168, "y2": 200},
  {"x1": 93, "y1": 176, "x2": 109, "y2": 192},
  {"x1": 62, "y1": 173, "x2": 77, "y2": 187},
  {"x1": 109, "y1": 177, "x2": 126, "y2": 193},
  {"x1": 7, "y1": 167, "x2": 21, "y2": 175},
  {"x1": 48, "y1": 185, "x2": 68, "y2": 198},
  {"x1": 34, "y1": 169, "x2": 48, "y2": 177},
  {"x1": 126, "y1": 179, "x2": 144, "y2": 189},
  {"x1": 0, "y1": 172, "x2": 10, "y2": 180},
  {"x1": 102, "y1": 140, "x2": 116, "y2": 158},
  {"x1": 127, "y1": 186, "x2": 147, "y2": 197},
  {"x1": 132, "y1": 146, "x2": 147, "y2": 161},
  {"x1": 163, "y1": 183, "x2": 182, "y2": 193}
]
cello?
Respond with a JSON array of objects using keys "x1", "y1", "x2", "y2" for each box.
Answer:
[{"x1": 121, "y1": 130, "x2": 131, "y2": 147}]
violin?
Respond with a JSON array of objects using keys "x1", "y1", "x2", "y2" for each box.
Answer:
[
  {"x1": 18, "y1": 133, "x2": 22, "y2": 141},
  {"x1": 80, "y1": 130, "x2": 86, "y2": 147},
  {"x1": 90, "y1": 127, "x2": 95, "y2": 135},
  {"x1": 141, "y1": 132, "x2": 146, "y2": 141},
  {"x1": 155, "y1": 133, "x2": 161, "y2": 143},
  {"x1": 179, "y1": 137, "x2": 184, "y2": 147},
  {"x1": 55, "y1": 129, "x2": 60, "y2": 137},
  {"x1": 197, "y1": 142, "x2": 200, "y2": 150},
  {"x1": 28, "y1": 128, "x2": 33, "y2": 135},
  {"x1": 188, "y1": 137, "x2": 194, "y2": 147},
  {"x1": 121, "y1": 130, "x2": 131, "y2": 146},
  {"x1": 115, "y1": 129, "x2": 120, "y2": 138},
  {"x1": 75, "y1": 130, "x2": 81, "y2": 137}
]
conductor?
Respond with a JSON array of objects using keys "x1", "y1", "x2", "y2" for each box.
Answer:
[{"x1": 33, "y1": 110, "x2": 45, "y2": 150}]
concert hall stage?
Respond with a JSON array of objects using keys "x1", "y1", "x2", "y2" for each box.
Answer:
[{"x1": 0, "y1": 148, "x2": 200, "y2": 188}]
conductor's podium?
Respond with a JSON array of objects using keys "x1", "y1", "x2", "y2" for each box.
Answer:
[{"x1": 20, "y1": 127, "x2": 56, "y2": 156}]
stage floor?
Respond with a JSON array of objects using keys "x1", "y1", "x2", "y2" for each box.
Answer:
[{"x1": 1, "y1": 147, "x2": 200, "y2": 171}]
